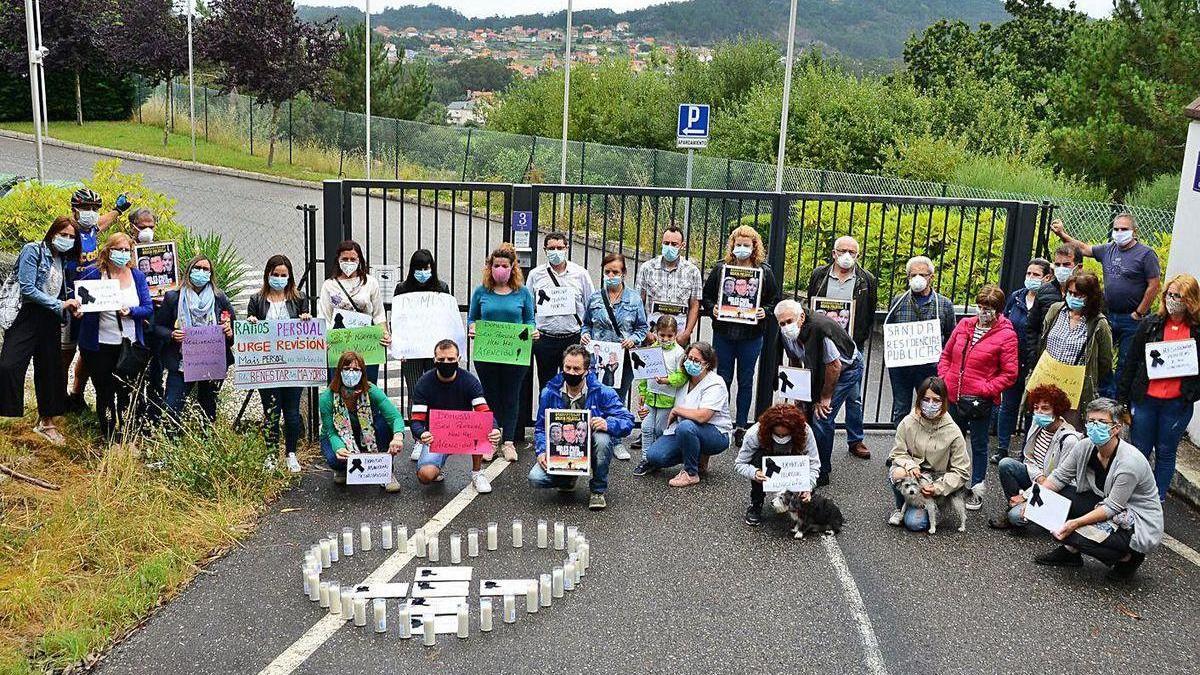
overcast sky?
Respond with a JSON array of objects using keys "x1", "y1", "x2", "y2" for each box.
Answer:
[{"x1": 296, "y1": 0, "x2": 1114, "y2": 19}]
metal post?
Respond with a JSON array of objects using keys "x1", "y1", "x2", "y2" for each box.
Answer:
[
  {"x1": 511, "y1": 184, "x2": 538, "y2": 440},
  {"x1": 338, "y1": 110, "x2": 348, "y2": 176},
  {"x1": 682, "y1": 148, "x2": 695, "y2": 225},
  {"x1": 754, "y1": 193, "x2": 792, "y2": 416},
  {"x1": 33, "y1": 0, "x2": 47, "y2": 132},
  {"x1": 23, "y1": 0, "x2": 45, "y2": 181},
  {"x1": 775, "y1": 0, "x2": 799, "y2": 193},
  {"x1": 525, "y1": 135, "x2": 538, "y2": 180},
  {"x1": 249, "y1": 96, "x2": 254, "y2": 155},
  {"x1": 559, "y1": 0, "x2": 573, "y2": 187},
  {"x1": 394, "y1": 118, "x2": 400, "y2": 179},
  {"x1": 999, "y1": 202, "x2": 1040, "y2": 294},
  {"x1": 187, "y1": 1, "x2": 196, "y2": 163},
  {"x1": 578, "y1": 140, "x2": 586, "y2": 184},
  {"x1": 288, "y1": 99, "x2": 293, "y2": 164},
  {"x1": 365, "y1": 0, "x2": 372, "y2": 179},
  {"x1": 323, "y1": 181, "x2": 351, "y2": 278},
  {"x1": 462, "y1": 127, "x2": 473, "y2": 181},
  {"x1": 203, "y1": 86, "x2": 208, "y2": 141},
  {"x1": 651, "y1": 150, "x2": 659, "y2": 186}
]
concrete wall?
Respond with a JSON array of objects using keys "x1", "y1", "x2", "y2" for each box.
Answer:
[{"x1": 1169, "y1": 120, "x2": 1200, "y2": 439}]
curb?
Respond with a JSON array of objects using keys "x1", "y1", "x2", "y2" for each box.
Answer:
[{"x1": 1173, "y1": 438, "x2": 1200, "y2": 511}]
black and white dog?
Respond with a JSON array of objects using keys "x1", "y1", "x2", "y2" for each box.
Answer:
[{"x1": 771, "y1": 490, "x2": 844, "y2": 539}]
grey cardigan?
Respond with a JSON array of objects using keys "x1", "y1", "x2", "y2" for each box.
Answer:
[
  {"x1": 734, "y1": 422, "x2": 821, "y2": 487},
  {"x1": 1047, "y1": 439, "x2": 1163, "y2": 554},
  {"x1": 1021, "y1": 422, "x2": 1082, "y2": 483}
]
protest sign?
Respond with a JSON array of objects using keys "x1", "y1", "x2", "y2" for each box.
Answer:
[
  {"x1": 811, "y1": 296, "x2": 855, "y2": 335},
  {"x1": 762, "y1": 455, "x2": 812, "y2": 492},
  {"x1": 351, "y1": 583, "x2": 410, "y2": 599},
  {"x1": 330, "y1": 308, "x2": 373, "y2": 330},
  {"x1": 478, "y1": 579, "x2": 536, "y2": 597},
  {"x1": 472, "y1": 320, "x2": 533, "y2": 365},
  {"x1": 182, "y1": 325, "x2": 228, "y2": 382},
  {"x1": 649, "y1": 300, "x2": 688, "y2": 328},
  {"x1": 373, "y1": 265, "x2": 399, "y2": 305},
  {"x1": 390, "y1": 292, "x2": 466, "y2": 360},
  {"x1": 327, "y1": 325, "x2": 386, "y2": 367},
  {"x1": 134, "y1": 241, "x2": 178, "y2": 298},
  {"x1": 630, "y1": 346, "x2": 668, "y2": 380},
  {"x1": 429, "y1": 409, "x2": 494, "y2": 455},
  {"x1": 716, "y1": 265, "x2": 762, "y2": 324},
  {"x1": 411, "y1": 581, "x2": 470, "y2": 598},
  {"x1": 73, "y1": 279, "x2": 123, "y2": 313},
  {"x1": 545, "y1": 409, "x2": 591, "y2": 476},
  {"x1": 883, "y1": 320, "x2": 942, "y2": 368},
  {"x1": 588, "y1": 340, "x2": 625, "y2": 388},
  {"x1": 232, "y1": 319, "x2": 327, "y2": 390},
  {"x1": 345, "y1": 453, "x2": 393, "y2": 485},
  {"x1": 775, "y1": 366, "x2": 812, "y2": 402},
  {"x1": 533, "y1": 285, "x2": 577, "y2": 317},
  {"x1": 1145, "y1": 339, "x2": 1199, "y2": 380},
  {"x1": 415, "y1": 567, "x2": 474, "y2": 581},
  {"x1": 1022, "y1": 483, "x2": 1070, "y2": 533},
  {"x1": 1025, "y1": 353, "x2": 1085, "y2": 408}
]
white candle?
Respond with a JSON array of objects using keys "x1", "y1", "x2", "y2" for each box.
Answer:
[
  {"x1": 414, "y1": 529, "x2": 427, "y2": 558},
  {"x1": 340, "y1": 591, "x2": 355, "y2": 618},
  {"x1": 373, "y1": 598, "x2": 387, "y2": 633},
  {"x1": 342, "y1": 527, "x2": 355, "y2": 557},
  {"x1": 398, "y1": 605, "x2": 412, "y2": 639},
  {"x1": 564, "y1": 562, "x2": 576, "y2": 591},
  {"x1": 480, "y1": 598, "x2": 493, "y2": 632},
  {"x1": 326, "y1": 532, "x2": 339, "y2": 562},
  {"x1": 396, "y1": 525, "x2": 408, "y2": 553},
  {"x1": 552, "y1": 568, "x2": 564, "y2": 598},
  {"x1": 567, "y1": 526, "x2": 579, "y2": 554},
  {"x1": 318, "y1": 581, "x2": 331, "y2": 608},
  {"x1": 580, "y1": 542, "x2": 590, "y2": 572},
  {"x1": 525, "y1": 581, "x2": 539, "y2": 613},
  {"x1": 539, "y1": 574, "x2": 552, "y2": 607},
  {"x1": 360, "y1": 522, "x2": 373, "y2": 551},
  {"x1": 467, "y1": 528, "x2": 480, "y2": 557},
  {"x1": 302, "y1": 566, "x2": 312, "y2": 595},
  {"x1": 502, "y1": 594, "x2": 516, "y2": 623},
  {"x1": 306, "y1": 571, "x2": 321, "y2": 601},
  {"x1": 423, "y1": 611, "x2": 437, "y2": 646},
  {"x1": 536, "y1": 519, "x2": 548, "y2": 548},
  {"x1": 428, "y1": 534, "x2": 440, "y2": 562},
  {"x1": 353, "y1": 596, "x2": 367, "y2": 626},
  {"x1": 380, "y1": 520, "x2": 393, "y2": 550},
  {"x1": 486, "y1": 522, "x2": 498, "y2": 550},
  {"x1": 309, "y1": 544, "x2": 321, "y2": 564},
  {"x1": 553, "y1": 522, "x2": 565, "y2": 550},
  {"x1": 328, "y1": 583, "x2": 341, "y2": 615},
  {"x1": 319, "y1": 540, "x2": 332, "y2": 568},
  {"x1": 569, "y1": 555, "x2": 582, "y2": 584},
  {"x1": 512, "y1": 519, "x2": 524, "y2": 548},
  {"x1": 449, "y1": 534, "x2": 462, "y2": 564},
  {"x1": 457, "y1": 605, "x2": 469, "y2": 638}
]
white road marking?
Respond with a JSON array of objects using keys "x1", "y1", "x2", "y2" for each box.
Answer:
[
  {"x1": 822, "y1": 536, "x2": 890, "y2": 675},
  {"x1": 1162, "y1": 534, "x2": 1200, "y2": 568},
  {"x1": 258, "y1": 458, "x2": 512, "y2": 675}
]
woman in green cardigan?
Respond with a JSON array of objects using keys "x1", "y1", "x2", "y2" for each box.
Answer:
[{"x1": 320, "y1": 351, "x2": 406, "y2": 492}]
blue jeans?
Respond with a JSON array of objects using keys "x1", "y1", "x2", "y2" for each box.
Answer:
[
  {"x1": 320, "y1": 412, "x2": 395, "y2": 470},
  {"x1": 164, "y1": 370, "x2": 220, "y2": 427},
  {"x1": 1131, "y1": 396, "x2": 1194, "y2": 501},
  {"x1": 712, "y1": 332, "x2": 763, "y2": 428},
  {"x1": 809, "y1": 355, "x2": 864, "y2": 480},
  {"x1": 888, "y1": 471, "x2": 930, "y2": 532},
  {"x1": 888, "y1": 363, "x2": 939, "y2": 425},
  {"x1": 844, "y1": 368, "x2": 864, "y2": 447},
  {"x1": 260, "y1": 387, "x2": 303, "y2": 456},
  {"x1": 1106, "y1": 312, "x2": 1141, "y2": 398},
  {"x1": 995, "y1": 372, "x2": 1027, "y2": 453},
  {"x1": 474, "y1": 362, "x2": 529, "y2": 442},
  {"x1": 417, "y1": 443, "x2": 450, "y2": 470},
  {"x1": 528, "y1": 431, "x2": 613, "y2": 494},
  {"x1": 640, "y1": 406, "x2": 671, "y2": 452},
  {"x1": 644, "y1": 419, "x2": 729, "y2": 476},
  {"x1": 950, "y1": 406, "x2": 991, "y2": 488},
  {"x1": 997, "y1": 457, "x2": 1032, "y2": 525}
]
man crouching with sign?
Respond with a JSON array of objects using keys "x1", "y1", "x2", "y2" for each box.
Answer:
[{"x1": 530, "y1": 344, "x2": 636, "y2": 511}]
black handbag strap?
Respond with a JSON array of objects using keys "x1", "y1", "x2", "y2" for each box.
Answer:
[
  {"x1": 600, "y1": 286, "x2": 625, "y2": 340},
  {"x1": 334, "y1": 278, "x2": 365, "y2": 314}
]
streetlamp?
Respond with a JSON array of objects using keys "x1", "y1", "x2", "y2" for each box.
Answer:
[
  {"x1": 775, "y1": 0, "x2": 798, "y2": 193},
  {"x1": 365, "y1": 0, "x2": 372, "y2": 179},
  {"x1": 559, "y1": 0, "x2": 573, "y2": 187},
  {"x1": 23, "y1": 0, "x2": 46, "y2": 181}
]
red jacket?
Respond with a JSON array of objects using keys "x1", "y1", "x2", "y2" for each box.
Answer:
[{"x1": 937, "y1": 315, "x2": 1019, "y2": 404}]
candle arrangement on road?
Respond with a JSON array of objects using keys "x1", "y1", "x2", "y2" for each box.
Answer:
[{"x1": 300, "y1": 519, "x2": 592, "y2": 645}]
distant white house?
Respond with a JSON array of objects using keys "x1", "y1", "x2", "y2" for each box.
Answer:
[{"x1": 446, "y1": 100, "x2": 479, "y2": 126}]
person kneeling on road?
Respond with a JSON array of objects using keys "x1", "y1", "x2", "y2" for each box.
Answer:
[
  {"x1": 887, "y1": 376, "x2": 970, "y2": 532},
  {"x1": 529, "y1": 344, "x2": 636, "y2": 510},
  {"x1": 409, "y1": 339, "x2": 502, "y2": 494},
  {"x1": 735, "y1": 403, "x2": 820, "y2": 526},
  {"x1": 319, "y1": 351, "x2": 406, "y2": 492}
]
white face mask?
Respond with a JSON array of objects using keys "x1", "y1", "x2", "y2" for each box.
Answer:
[
  {"x1": 771, "y1": 434, "x2": 792, "y2": 445},
  {"x1": 920, "y1": 401, "x2": 942, "y2": 419},
  {"x1": 780, "y1": 323, "x2": 800, "y2": 340},
  {"x1": 339, "y1": 260, "x2": 359, "y2": 277},
  {"x1": 836, "y1": 252, "x2": 855, "y2": 270},
  {"x1": 136, "y1": 227, "x2": 154, "y2": 243},
  {"x1": 1112, "y1": 229, "x2": 1134, "y2": 246},
  {"x1": 77, "y1": 210, "x2": 99, "y2": 229},
  {"x1": 1054, "y1": 265, "x2": 1073, "y2": 284},
  {"x1": 909, "y1": 275, "x2": 928, "y2": 293}
]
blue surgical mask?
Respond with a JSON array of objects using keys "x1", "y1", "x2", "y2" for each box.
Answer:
[
  {"x1": 52, "y1": 236, "x2": 75, "y2": 253},
  {"x1": 661, "y1": 244, "x2": 680, "y2": 262},
  {"x1": 1032, "y1": 412, "x2": 1054, "y2": 428},
  {"x1": 732, "y1": 244, "x2": 752, "y2": 260},
  {"x1": 1086, "y1": 421, "x2": 1113, "y2": 446},
  {"x1": 414, "y1": 269, "x2": 432, "y2": 284},
  {"x1": 604, "y1": 276, "x2": 622, "y2": 289},
  {"x1": 1065, "y1": 293, "x2": 1086, "y2": 312},
  {"x1": 268, "y1": 275, "x2": 289, "y2": 291},
  {"x1": 109, "y1": 250, "x2": 131, "y2": 267},
  {"x1": 1024, "y1": 277, "x2": 1043, "y2": 292},
  {"x1": 76, "y1": 210, "x2": 99, "y2": 230},
  {"x1": 190, "y1": 269, "x2": 211, "y2": 287},
  {"x1": 341, "y1": 369, "x2": 363, "y2": 388},
  {"x1": 546, "y1": 250, "x2": 566, "y2": 266},
  {"x1": 683, "y1": 359, "x2": 703, "y2": 377}
]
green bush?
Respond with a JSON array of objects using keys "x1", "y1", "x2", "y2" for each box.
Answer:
[
  {"x1": 948, "y1": 155, "x2": 1111, "y2": 201},
  {"x1": 176, "y1": 230, "x2": 249, "y2": 295},
  {"x1": 1126, "y1": 173, "x2": 1179, "y2": 211},
  {"x1": 0, "y1": 68, "x2": 135, "y2": 122},
  {"x1": 140, "y1": 410, "x2": 283, "y2": 498}
]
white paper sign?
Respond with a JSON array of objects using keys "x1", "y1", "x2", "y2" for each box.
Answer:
[
  {"x1": 373, "y1": 264, "x2": 399, "y2": 305},
  {"x1": 414, "y1": 566, "x2": 474, "y2": 582},
  {"x1": 533, "y1": 285, "x2": 577, "y2": 317},
  {"x1": 884, "y1": 319, "x2": 943, "y2": 368},
  {"x1": 345, "y1": 453, "x2": 393, "y2": 485},
  {"x1": 389, "y1": 292, "x2": 467, "y2": 360},
  {"x1": 331, "y1": 308, "x2": 373, "y2": 330},
  {"x1": 1022, "y1": 483, "x2": 1070, "y2": 533},
  {"x1": 762, "y1": 455, "x2": 812, "y2": 492},
  {"x1": 775, "y1": 366, "x2": 812, "y2": 402},
  {"x1": 408, "y1": 613, "x2": 461, "y2": 634},
  {"x1": 630, "y1": 347, "x2": 668, "y2": 379},
  {"x1": 647, "y1": 377, "x2": 678, "y2": 397},
  {"x1": 348, "y1": 582, "x2": 409, "y2": 599},
  {"x1": 588, "y1": 340, "x2": 625, "y2": 388},
  {"x1": 410, "y1": 580, "x2": 470, "y2": 597},
  {"x1": 1145, "y1": 339, "x2": 1198, "y2": 380},
  {"x1": 74, "y1": 279, "x2": 123, "y2": 313},
  {"x1": 478, "y1": 579, "x2": 536, "y2": 596},
  {"x1": 404, "y1": 597, "x2": 469, "y2": 615}
]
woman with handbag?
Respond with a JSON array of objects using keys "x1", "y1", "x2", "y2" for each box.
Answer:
[
  {"x1": 937, "y1": 284, "x2": 1018, "y2": 511},
  {"x1": 581, "y1": 252, "x2": 649, "y2": 461},
  {"x1": 317, "y1": 240, "x2": 390, "y2": 383},
  {"x1": 74, "y1": 232, "x2": 154, "y2": 439},
  {"x1": 1033, "y1": 271, "x2": 1113, "y2": 430}
]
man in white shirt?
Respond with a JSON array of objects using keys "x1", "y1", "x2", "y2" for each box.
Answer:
[
  {"x1": 635, "y1": 226, "x2": 703, "y2": 346},
  {"x1": 527, "y1": 232, "x2": 595, "y2": 392}
]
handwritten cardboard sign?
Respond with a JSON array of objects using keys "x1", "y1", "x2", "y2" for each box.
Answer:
[
  {"x1": 134, "y1": 241, "x2": 178, "y2": 298},
  {"x1": 74, "y1": 279, "x2": 123, "y2": 313},
  {"x1": 472, "y1": 320, "x2": 532, "y2": 366},
  {"x1": 429, "y1": 409, "x2": 494, "y2": 455},
  {"x1": 775, "y1": 366, "x2": 812, "y2": 402},
  {"x1": 182, "y1": 324, "x2": 228, "y2": 382},
  {"x1": 232, "y1": 319, "x2": 327, "y2": 390},
  {"x1": 545, "y1": 409, "x2": 591, "y2": 476},
  {"x1": 533, "y1": 285, "x2": 577, "y2": 317},
  {"x1": 762, "y1": 455, "x2": 812, "y2": 492},
  {"x1": 327, "y1": 325, "x2": 386, "y2": 367},
  {"x1": 1145, "y1": 339, "x2": 1199, "y2": 380},
  {"x1": 330, "y1": 308, "x2": 372, "y2": 330},
  {"x1": 630, "y1": 346, "x2": 668, "y2": 380},
  {"x1": 883, "y1": 319, "x2": 942, "y2": 368},
  {"x1": 390, "y1": 292, "x2": 466, "y2": 360},
  {"x1": 1025, "y1": 352, "x2": 1085, "y2": 408},
  {"x1": 345, "y1": 453, "x2": 393, "y2": 485}
]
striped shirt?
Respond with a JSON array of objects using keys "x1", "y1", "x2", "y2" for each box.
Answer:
[
  {"x1": 970, "y1": 323, "x2": 989, "y2": 346},
  {"x1": 1045, "y1": 309, "x2": 1089, "y2": 365},
  {"x1": 1031, "y1": 427, "x2": 1054, "y2": 469}
]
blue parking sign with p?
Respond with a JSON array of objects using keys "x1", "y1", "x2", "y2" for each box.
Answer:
[{"x1": 677, "y1": 104, "x2": 710, "y2": 149}]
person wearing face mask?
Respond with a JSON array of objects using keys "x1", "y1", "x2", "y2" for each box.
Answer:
[
  {"x1": 635, "y1": 225, "x2": 703, "y2": 346},
  {"x1": 636, "y1": 315, "x2": 689, "y2": 451},
  {"x1": 636, "y1": 342, "x2": 734, "y2": 487},
  {"x1": 1052, "y1": 214, "x2": 1161, "y2": 396},
  {"x1": 153, "y1": 255, "x2": 236, "y2": 427},
  {"x1": 319, "y1": 351, "x2": 407, "y2": 491},
  {"x1": 989, "y1": 384, "x2": 1082, "y2": 531},
  {"x1": 126, "y1": 208, "x2": 157, "y2": 244},
  {"x1": 883, "y1": 256, "x2": 957, "y2": 425},
  {"x1": 806, "y1": 235, "x2": 877, "y2": 459},
  {"x1": 317, "y1": 240, "x2": 390, "y2": 383},
  {"x1": 1119, "y1": 273, "x2": 1200, "y2": 502},
  {"x1": 993, "y1": 258, "x2": 1054, "y2": 464},
  {"x1": 1033, "y1": 398, "x2": 1162, "y2": 579},
  {"x1": 246, "y1": 255, "x2": 312, "y2": 473},
  {"x1": 936, "y1": 285, "x2": 1018, "y2": 511},
  {"x1": 409, "y1": 340, "x2": 502, "y2": 494},
  {"x1": 734, "y1": 404, "x2": 820, "y2": 527},
  {"x1": 1033, "y1": 271, "x2": 1113, "y2": 429},
  {"x1": 530, "y1": 344, "x2": 636, "y2": 510},
  {"x1": 74, "y1": 233, "x2": 154, "y2": 440},
  {"x1": 468, "y1": 244, "x2": 538, "y2": 462},
  {"x1": 701, "y1": 226, "x2": 781, "y2": 448},
  {"x1": 0, "y1": 217, "x2": 83, "y2": 445},
  {"x1": 1026, "y1": 244, "x2": 1080, "y2": 364},
  {"x1": 887, "y1": 377, "x2": 970, "y2": 531},
  {"x1": 393, "y1": 249, "x2": 451, "y2": 458},
  {"x1": 528, "y1": 232, "x2": 595, "y2": 396}
]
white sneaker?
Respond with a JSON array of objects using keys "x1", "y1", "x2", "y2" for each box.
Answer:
[
  {"x1": 410, "y1": 443, "x2": 425, "y2": 462},
  {"x1": 612, "y1": 444, "x2": 631, "y2": 461},
  {"x1": 472, "y1": 471, "x2": 492, "y2": 494},
  {"x1": 286, "y1": 454, "x2": 302, "y2": 473},
  {"x1": 888, "y1": 510, "x2": 903, "y2": 527}
]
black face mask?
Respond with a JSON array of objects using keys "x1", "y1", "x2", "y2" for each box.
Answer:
[
  {"x1": 562, "y1": 371, "x2": 584, "y2": 387},
  {"x1": 435, "y1": 361, "x2": 458, "y2": 378}
]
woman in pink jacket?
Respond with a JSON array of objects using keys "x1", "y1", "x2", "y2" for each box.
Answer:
[{"x1": 938, "y1": 284, "x2": 1018, "y2": 511}]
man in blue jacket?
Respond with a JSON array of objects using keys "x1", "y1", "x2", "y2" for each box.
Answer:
[{"x1": 529, "y1": 343, "x2": 636, "y2": 511}]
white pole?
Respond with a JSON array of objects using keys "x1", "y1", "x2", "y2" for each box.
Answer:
[
  {"x1": 365, "y1": 0, "x2": 372, "y2": 180},
  {"x1": 559, "y1": 0, "x2": 573, "y2": 187},
  {"x1": 24, "y1": 0, "x2": 44, "y2": 181},
  {"x1": 32, "y1": 0, "x2": 47, "y2": 132},
  {"x1": 775, "y1": 0, "x2": 798, "y2": 193},
  {"x1": 683, "y1": 148, "x2": 694, "y2": 225},
  {"x1": 187, "y1": 0, "x2": 196, "y2": 163}
]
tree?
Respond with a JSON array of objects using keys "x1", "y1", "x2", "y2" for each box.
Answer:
[
  {"x1": 200, "y1": 0, "x2": 341, "y2": 166},
  {"x1": 431, "y1": 57, "x2": 514, "y2": 103},
  {"x1": 672, "y1": 38, "x2": 781, "y2": 112},
  {"x1": 111, "y1": 0, "x2": 186, "y2": 145},
  {"x1": 328, "y1": 22, "x2": 432, "y2": 121}
]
